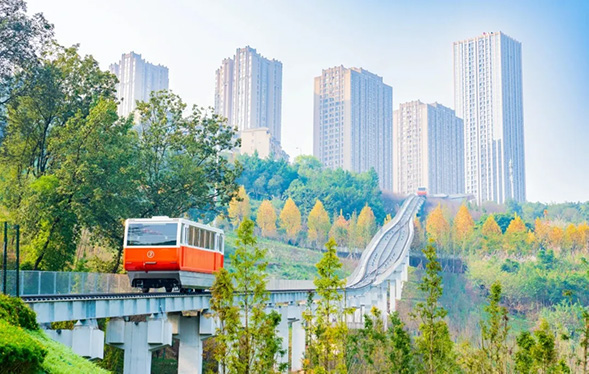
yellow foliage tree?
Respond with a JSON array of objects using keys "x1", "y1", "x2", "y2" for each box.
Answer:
[
  {"x1": 256, "y1": 200, "x2": 277, "y2": 238},
  {"x1": 279, "y1": 198, "x2": 302, "y2": 240},
  {"x1": 307, "y1": 200, "x2": 331, "y2": 247},
  {"x1": 329, "y1": 212, "x2": 349, "y2": 248},
  {"x1": 578, "y1": 222, "x2": 589, "y2": 252},
  {"x1": 357, "y1": 205, "x2": 377, "y2": 249},
  {"x1": 505, "y1": 214, "x2": 527, "y2": 253},
  {"x1": 481, "y1": 215, "x2": 502, "y2": 252},
  {"x1": 548, "y1": 226, "x2": 563, "y2": 249},
  {"x1": 563, "y1": 224, "x2": 582, "y2": 252},
  {"x1": 534, "y1": 218, "x2": 551, "y2": 248},
  {"x1": 347, "y1": 211, "x2": 359, "y2": 249},
  {"x1": 425, "y1": 204, "x2": 450, "y2": 249},
  {"x1": 227, "y1": 186, "x2": 250, "y2": 227},
  {"x1": 453, "y1": 204, "x2": 475, "y2": 247},
  {"x1": 384, "y1": 214, "x2": 392, "y2": 225}
]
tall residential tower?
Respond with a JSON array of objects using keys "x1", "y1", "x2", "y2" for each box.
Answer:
[
  {"x1": 313, "y1": 66, "x2": 393, "y2": 191},
  {"x1": 393, "y1": 101, "x2": 464, "y2": 195},
  {"x1": 454, "y1": 32, "x2": 525, "y2": 203},
  {"x1": 109, "y1": 52, "x2": 169, "y2": 117},
  {"x1": 214, "y1": 46, "x2": 283, "y2": 145}
]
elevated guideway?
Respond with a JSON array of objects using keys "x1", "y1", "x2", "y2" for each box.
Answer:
[{"x1": 5, "y1": 195, "x2": 424, "y2": 373}]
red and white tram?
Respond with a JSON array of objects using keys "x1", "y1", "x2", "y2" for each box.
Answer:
[{"x1": 123, "y1": 216, "x2": 224, "y2": 293}]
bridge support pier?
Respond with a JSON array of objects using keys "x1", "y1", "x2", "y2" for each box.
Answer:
[
  {"x1": 276, "y1": 306, "x2": 289, "y2": 370},
  {"x1": 106, "y1": 314, "x2": 172, "y2": 374},
  {"x1": 290, "y1": 306, "x2": 305, "y2": 372},
  {"x1": 44, "y1": 319, "x2": 104, "y2": 359}
]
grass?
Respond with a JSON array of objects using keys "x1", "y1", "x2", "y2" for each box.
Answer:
[
  {"x1": 224, "y1": 231, "x2": 355, "y2": 280},
  {"x1": 27, "y1": 329, "x2": 109, "y2": 374}
]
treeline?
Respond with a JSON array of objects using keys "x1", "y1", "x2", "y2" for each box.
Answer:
[
  {"x1": 211, "y1": 220, "x2": 589, "y2": 373},
  {"x1": 222, "y1": 184, "x2": 390, "y2": 251},
  {"x1": 0, "y1": 1, "x2": 241, "y2": 271}
]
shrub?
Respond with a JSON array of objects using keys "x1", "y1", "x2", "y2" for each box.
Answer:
[
  {"x1": 0, "y1": 319, "x2": 47, "y2": 374},
  {"x1": 0, "y1": 294, "x2": 39, "y2": 330}
]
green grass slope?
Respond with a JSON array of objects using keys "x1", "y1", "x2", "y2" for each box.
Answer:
[{"x1": 224, "y1": 232, "x2": 356, "y2": 280}]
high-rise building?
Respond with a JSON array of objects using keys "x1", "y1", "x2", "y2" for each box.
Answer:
[
  {"x1": 109, "y1": 52, "x2": 169, "y2": 117},
  {"x1": 240, "y1": 128, "x2": 288, "y2": 160},
  {"x1": 313, "y1": 66, "x2": 393, "y2": 191},
  {"x1": 454, "y1": 32, "x2": 525, "y2": 203},
  {"x1": 393, "y1": 101, "x2": 464, "y2": 195},
  {"x1": 214, "y1": 46, "x2": 282, "y2": 145}
]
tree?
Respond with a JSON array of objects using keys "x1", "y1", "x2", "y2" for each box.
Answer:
[
  {"x1": 412, "y1": 241, "x2": 456, "y2": 373},
  {"x1": 515, "y1": 319, "x2": 571, "y2": 374},
  {"x1": 425, "y1": 204, "x2": 450, "y2": 250},
  {"x1": 357, "y1": 205, "x2": 377, "y2": 249},
  {"x1": 580, "y1": 309, "x2": 589, "y2": 374},
  {"x1": 0, "y1": 0, "x2": 53, "y2": 108},
  {"x1": 453, "y1": 204, "x2": 474, "y2": 251},
  {"x1": 563, "y1": 224, "x2": 582, "y2": 252},
  {"x1": 329, "y1": 212, "x2": 349, "y2": 248},
  {"x1": 279, "y1": 198, "x2": 301, "y2": 240},
  {"x1": 505, "y1": 214, "x2": 527, "y2": 253},
  {"x1": 228, "y1": 186, "x2": 251, "y2": 227},
  {"x1": 480, "y1": 281, "x2": 510, "y2": 373},
  {"x1": 549, "y1": 226, "x2": 564, "y2": 250},
  {"x1": 482, "y1": 215, "x2": 503, "y2": 253},
  {"x1": 307, "y1": 200, "x2": 331, "y2": 248},
  {"x1": 256, "y1": 200, "x2": 277, "y2": 238},
  {"x1": 210, "y1": 218, "x2": 285, "y2": 374},
  {"x1": 304, "y1": 238, "x2": 348, "y2": 373},
  {"x1": 535, "y1": 218, "x2": 551, "y2": 249}
]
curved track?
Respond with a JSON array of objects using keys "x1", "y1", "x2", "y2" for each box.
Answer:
[{"x1": 347, "y1": 195, "x2": 423, "y2": 289}]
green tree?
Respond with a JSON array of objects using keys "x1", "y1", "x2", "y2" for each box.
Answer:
[
  {"x1": 307, "y1": 200, "x2": 331, "y2": 248},
  {"x1": 210, "y1": 218, "x2": 285, "y2": 374},
  {"x1": 515, "y1": 319, "x2": 571, "y2": 374},
  {"x1": 412, "y1": 241, "x2": 456, "y2": 373},
  {"x1": 480, "y1": 281, "x2": 510, "y2": 373},
  {"x1": 304, "y1": 238, "x2": 348, "y2": 373}
]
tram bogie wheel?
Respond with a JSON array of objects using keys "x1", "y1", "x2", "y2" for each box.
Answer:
[
  {"x1": 141, "y1": 287, "x2": 150, "y2": 294},
  {"x1": 165, "y1": 286, "x2": 173, "y2": 293}
]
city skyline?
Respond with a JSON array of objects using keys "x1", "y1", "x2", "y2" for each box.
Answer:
[{"x1": 26, "y1": 0, "x2": 589, "y2": 203}]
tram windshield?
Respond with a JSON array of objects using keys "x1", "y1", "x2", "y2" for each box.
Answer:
[{"x1": 126, "y1": 223, "x2": 178, "y2": 246}]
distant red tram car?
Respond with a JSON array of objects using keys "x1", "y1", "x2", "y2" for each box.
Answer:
[
  {"x1": 417, "y1": 187, "x2": 427, "y2": 197},
  {"x1": 123, "y1": 217, "x2": 224, "y2": 293}
]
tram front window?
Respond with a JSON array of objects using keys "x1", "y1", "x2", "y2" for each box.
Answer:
[{"x1": 126, "y1": 223, "x2": 178, "y2": 246}]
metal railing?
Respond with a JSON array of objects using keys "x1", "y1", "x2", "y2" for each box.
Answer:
[{"x1": 0, "y1": 270, "x2": 134, "y2": 296}]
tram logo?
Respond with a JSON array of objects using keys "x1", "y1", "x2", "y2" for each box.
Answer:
[{"x1": 146, "y1": 250, "x2": 155, "y2": 259}]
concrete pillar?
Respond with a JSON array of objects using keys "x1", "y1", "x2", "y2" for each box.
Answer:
[
  {"x1": 277, "y1": 307, "x2": 289, "y2": 370},
  {"x1": 291, "y1": 318, "x2": 305, "y2": 372},
  {"x1": 395, "y1": 277, "x2": 403, "y2": 300},
  {"x1": 389, "y1": 281, "x2": 397, "y2": 312},
  {"x1": 44, "y1": 319, "x2": 105, "y2": 360},
  {"x1": 401, "y1": 262, "x2": 408, "y2": 282},
  {"x1": 106, "y1": 315, "x2": 172, "y2": 374},
  {"x1": 176, "y1": 315, "x2": 203, "y2": 374}
]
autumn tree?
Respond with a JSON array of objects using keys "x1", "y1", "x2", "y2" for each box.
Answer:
[
  {"x1": 210, "y1": 218, "x2": 285, "y2": 373},
  {"x1": 563, "y1": 224, "x2": 582, "y2": 252},
  {"x1": 357, "y1": 205, "x2": 377, "y2": 249},
  {"x1": 482, "y1": 215, "x2": 503, "y2": 253},
  {"x1": 425, "y1": 204, "x2": 450, "y2": 251},
  {"x1": 303, "y1": 238, "x2": 348, "y2": 373},
  {"x1": 307, "y1": 200, "x2": 331, "y2": 248},
  {"x1": 505, "y1": 214, "x2": 527, "y2": 253},
  {"x1": 453, "y1": 204, "x2": 475, "y2": 252},
  {"x1": 347, "y1": 211, "x2": 360, "y2": 250},
  {"x1": 412, "y1": 241, "x2": 456, "y2": 373},
  {"x1": 329, "y1": 212, "x2": 349, "y2": 248},
  {"x1": 535, "y1": 218, "x2": 551, "y2": 249},
  {"x1": 256, "y1": 200, "x2": 277, "y2": 238},
  {"x1": 228, "y1": 186, "x2": 251, "y2": 227},
  {"x1": 549, "y1": 226, "x2": 564, "y2": 250},
  {"x1": 279, "y1": 198, "x2": 302, "y2": 240}
]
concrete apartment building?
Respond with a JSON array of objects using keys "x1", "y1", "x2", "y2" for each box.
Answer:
[
  {"x1": 454, "y1": 32, "x2": 526, "y2": 203},
  {"x1": 214, "y1": 46, "x2": 283, "y2": 148},
  {"x1": 393, "y1": 101, "x2": 464, "y2": 195},
  {"x1": 240, "y1": 128, "x2": 288, "y2": 160},
  {"x1": 313, "y1": 66, "x2": 393, "y2": 191},
  {"x1": 109, "y1": 52, "x2": 169, "y2": 117}
]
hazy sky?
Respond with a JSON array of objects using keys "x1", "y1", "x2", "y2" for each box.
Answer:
[{"x1": 26, "y1": 0, "x2": 589, "y2": 203}]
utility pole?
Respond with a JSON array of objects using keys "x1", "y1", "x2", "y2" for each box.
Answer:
[
  {"x1": 15, "y1": 225, "x2": 20, "y2": 297},
  {"x1": 2, "y1": 222, "x2": 7, "y2": 295}
]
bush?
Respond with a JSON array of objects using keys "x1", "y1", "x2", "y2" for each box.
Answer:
[
  {"x1": 0, "y1": 294, "x2": 39, "y2": 330},
  {"x1": 0, "y1": 319, "x2": 47, "y2": 374}
]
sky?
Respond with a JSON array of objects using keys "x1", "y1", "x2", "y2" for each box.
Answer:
[{"x1": 26, "y1": 0, "x2": 589, "y2": 203}]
